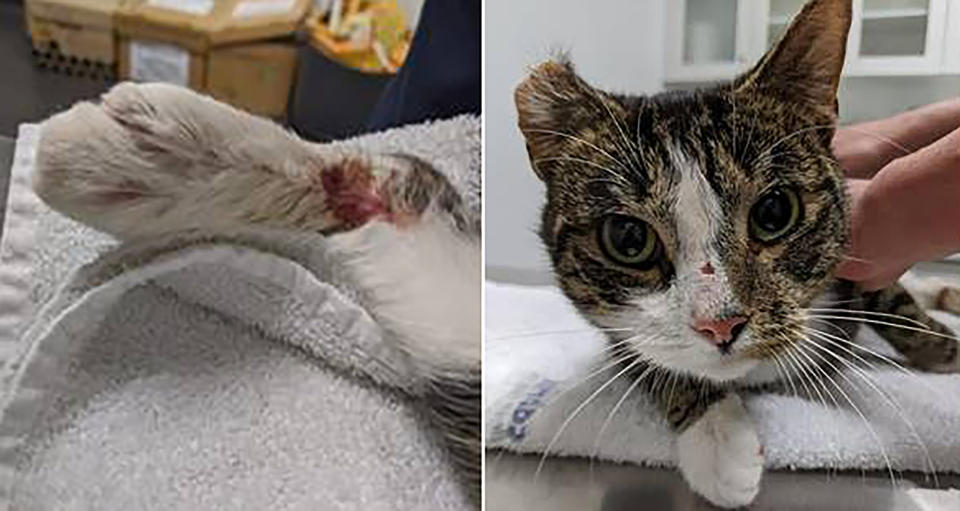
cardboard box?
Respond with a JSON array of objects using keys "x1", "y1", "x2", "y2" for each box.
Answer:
[
  {"x1": 206, "y1": 43, "x2": 298, "y2": 118},
  {"x1": 116, "y1": 0, "x2": 310, "y2": 53},
  {"x1": 27, "y1": 0, "x2": 124, "y2": 30},
  {"x1": 117, "y1": 38, "x2": 206, "y2": 89},
  {"x1": 26, "y1": 0, "x2": 126, "y2": 65},
  {"x1": 115, "y1": 0, "x2": 309, "y2": 117},
  {"x1": 27, "y1": 15, "x2": 116, "y2": 64}
]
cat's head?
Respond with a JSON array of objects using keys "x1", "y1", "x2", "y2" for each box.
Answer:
[{"x1": 516, "y1": 0, "x2": 853, "y2": 382}]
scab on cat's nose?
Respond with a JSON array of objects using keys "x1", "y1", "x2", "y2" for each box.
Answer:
[
  {"x1": 692, "y1": 315, "x2": 748, "y2": 351},
  {"x1": 699, "y1": 262, "x2": 715, "y2": 275}
]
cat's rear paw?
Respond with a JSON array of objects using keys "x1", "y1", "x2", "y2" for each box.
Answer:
[
  {"x1": 936, "y1": 287, "x2": 960, "y2": 315},
  {"x1": 908, "y1": 316, "x2": 960, "y2": 374},
  {"x1": 677, "y1": 394, "x2": 763, "y2": 508}
]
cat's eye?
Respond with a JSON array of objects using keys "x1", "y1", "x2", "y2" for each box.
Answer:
[
  {"x1": 749, "y1": 187, "x2": 802, "y2": 243},
  {"x1": 598, "y1": 215, "x2": 662, "y2": 268}
]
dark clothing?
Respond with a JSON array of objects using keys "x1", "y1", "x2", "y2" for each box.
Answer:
[{"x1": 367, "y1": 0, "x2": 481, "y2": 131}]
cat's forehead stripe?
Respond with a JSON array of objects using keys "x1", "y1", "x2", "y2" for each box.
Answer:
[{"x1": 671, "y1": 145, "x2": 722, "y2": 269}]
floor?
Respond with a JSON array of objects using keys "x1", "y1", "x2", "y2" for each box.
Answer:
[{"x1": 0, "y1": 0, "x2": 110, "y2": 139}]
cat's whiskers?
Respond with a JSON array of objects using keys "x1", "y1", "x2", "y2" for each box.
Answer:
[
  {"x1": 528, "y1": 335, "x2": 663, "y2": 426},
  {"x1": 527, "y1": 332, "x2": 676, "y2": 477},
  {"x1": 587, "y1": 364, "x2": 658, "y2": 482},
  {"x1": 812, "y1": 297, "x2": 864, "y2": 307},
  {"x1": 796, "y1": 328, "x2": 941, "y2": 485},
  {"x1": 769, "y1": 350, "x2": 800, "y2": 399},
  {"x1": 798, "y1": 323, "x2": 958, "y2": 407},
  {"x1": 533, "y1": 356, "x2": 645, "y2": 481},
  {"x1": 781, "y1": 337, "x2": 900, "y2": 489},
  {"x1": 755, "y1": 145, "x2": 842, "y2": 173},
  {"x1": 804, "y1": 308, "x2": 930, "y2": 329},
  {"x1": 842, "y1": 125, "x2": 914, "y2": 158},
  {"x1": 585, "y1": 178, "x2": 630, "y2": 190},
  {"x1": 804, "y1": 314, "x2": 960, "y2": 344},
  {"x1": 777, "y1": 334, "x2": 824, "y2": 406},
  {"x1": 634, "y1": 99, "x2": 648, "y2": 163},
  {"x1": 532, "y1": 156, "x2": 631, "y2": 186},
  {"x1": 779, "y1": 334, "x2": 843, "y2": 475},
  {"x1": 750, "y1": 124, "x2": 837, "y2": 169},
  {"x1": 521, "y1": 128, "x2": 634, "y2": 175},
  {"x1": 489, "y1": 326, "x2": 634, "y2": 341},
  {"x1": 784, "y1": 335, "x2": 836, "y2": 408},
  {"x1": 586, "y1": 89, "x2": 643, "y2": 172},
  {"x1": 741, "y1": 120, "x2": 759, "y2": 167},
  {"x1": 797, "y1": 331, "x2": 939, "y2": 487},
  {"x1": 806, "y1": 316, "x2": 854, "y2": 342}
]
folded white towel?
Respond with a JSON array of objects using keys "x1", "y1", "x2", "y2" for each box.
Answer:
[
  {"x1": 485, "y1": 281, "x2": 960, "y2": 475},
  {"x1": 0, "y1": 117, "x2": 479, "y2": 511}
]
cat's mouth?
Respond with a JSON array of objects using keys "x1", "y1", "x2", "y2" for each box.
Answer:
[{"x1": 628, "y1": 324, "x2": 762, "y2": 383}]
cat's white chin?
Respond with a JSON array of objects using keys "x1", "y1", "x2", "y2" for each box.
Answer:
[
  {"x1": 661, "y1": 356, "x2": 758, "y2": 383},
  {"x1": 641, "y1": 338, "x2": 761, "y2": 383}
]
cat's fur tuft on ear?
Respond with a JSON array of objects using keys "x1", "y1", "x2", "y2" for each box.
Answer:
[
  {"x1": 735, "y1": 0, "x2": 852, "y2": 120},
  {"x1": 514, "y1": 56, "x2": 592, "y2": 181}
]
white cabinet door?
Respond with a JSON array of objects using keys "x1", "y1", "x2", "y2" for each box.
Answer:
[
  {"x1": 846, "y1": 0, "x2": 948, "y2": 75},
  {"x1": 664, "y1": 0, "x2": 767, "y2": 82},
  {"x1": 666, "y1": 0, "x2": 959, "y2": 83}
]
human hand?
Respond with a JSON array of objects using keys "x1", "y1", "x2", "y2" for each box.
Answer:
[
  {"x1": 834, "y1": 178, "x2": 911, "y2": 290},
  {"x1": 834, "y1": 126, "x2": 960, "y2": 291}
]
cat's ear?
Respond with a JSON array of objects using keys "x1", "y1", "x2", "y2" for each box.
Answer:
[
  {"x1": 515, "y1": 57, "x2": 592, "y2": 181},
  {"x1": 735, "y1": 0, "x2": 852, "y2": 120}
]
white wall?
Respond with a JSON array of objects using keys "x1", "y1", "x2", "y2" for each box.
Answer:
[{"x1": 485, "y1": 0, "x2": 667, "y2": 280}]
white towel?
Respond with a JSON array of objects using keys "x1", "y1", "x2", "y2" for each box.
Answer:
[
  {"x1": 485, "y1": 281, "x2": 960, "y2": 475},
  {"x1": 0, "y1": 117, "x2": 479, "y2": 511}
]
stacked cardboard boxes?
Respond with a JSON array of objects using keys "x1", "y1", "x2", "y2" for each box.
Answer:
[
  {"x1": 116, "y1": 0, "x2": 310, "y2": 118},
  {"x1": 25, "y1": 0, "x2": 126, "y2": 79}
]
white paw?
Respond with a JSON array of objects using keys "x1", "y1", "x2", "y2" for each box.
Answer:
[{"x1": 677, "y1": 394, "x2": 763, "y2": 508}]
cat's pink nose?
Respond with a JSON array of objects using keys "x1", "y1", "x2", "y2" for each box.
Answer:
[{"x1": 692, "y1": 316, "x2": 748, "y2": 346}]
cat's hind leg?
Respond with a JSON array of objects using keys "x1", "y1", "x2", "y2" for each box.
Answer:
[
  {"x1": 33, "y1": 82, "x2": 465, "y2": 240},
  {"x1": 860, "y1": 283, "x2": 960, "y2": 373}
]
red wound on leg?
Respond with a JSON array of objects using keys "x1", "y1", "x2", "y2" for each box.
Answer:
[{"x1": 320, "y1": 160, "x2": 389, "y2": 226}]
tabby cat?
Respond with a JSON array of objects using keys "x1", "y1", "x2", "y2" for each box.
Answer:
[{"x1": 514, "y1": 0, "x2": 958, "y2": 507}]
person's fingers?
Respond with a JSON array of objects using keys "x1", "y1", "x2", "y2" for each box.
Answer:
[{"x1": 845, "y1": 178, "x2": 870, "y2": 203}]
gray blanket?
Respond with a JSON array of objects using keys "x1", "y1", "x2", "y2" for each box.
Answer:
[{"x1": 0, "y1": 116, "x2": 479, "y2": 510}]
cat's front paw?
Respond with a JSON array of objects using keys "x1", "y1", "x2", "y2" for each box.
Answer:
[{"x1": 677, "y1": 394, "x2": 763, "y2": 509}]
